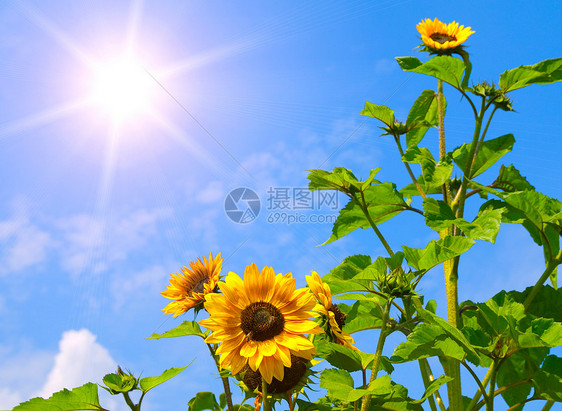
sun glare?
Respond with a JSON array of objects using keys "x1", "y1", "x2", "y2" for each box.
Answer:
[{"x1": 91, "y1": 56, "x2": 153, "y2": 122}]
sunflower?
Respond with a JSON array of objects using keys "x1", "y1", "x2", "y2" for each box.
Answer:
[
  {"x1": 306, "y1": 271, "x2": 357, "y2": 350},
  {"x1": 416, "y1": 18, "x2": 474, "y2": 52},
  {"x1": 161, "y1": 252, "x2": 222, "y2": 317},
  {"x1": 199, "y1": 264, "x2": 320, "y2": 384}
]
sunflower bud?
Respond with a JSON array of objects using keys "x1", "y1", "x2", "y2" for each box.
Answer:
[
  {"x1": 375, "y1": 269, "x2": 413, "y2": 298},
  {"x1": 102, "y1": 366, "x2": 138, "y2": 394}
]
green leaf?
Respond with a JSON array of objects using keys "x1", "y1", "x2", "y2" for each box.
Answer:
[
  {"x1": 402, "y1": 236, "x2": 475, "y2": 272},
  {"x1": 315, "y1": 339, "x2": 363, "y2": 372},
  {"x1": 320, "y1": 371, "x2": 399, "y2": 404},
  {"x1": 405, "y1": 89, "x2": 440, "y2": 149},
  {"x1": 187, "y1": 392, "x2": 222, "y2": 411},
  {"x1": 422, "y1": 198, "x2": 503, "y2": 243},
  {"x1": 496, "y1": 349, "x2": 543, "y2": 407},
  {"x1": 419, "y1": 310, "x2": 481, "y2": 363},
  {"x1": 360, "y1": 102, "x2": 395, "y2": 126},
  {"x1": 148, "y1": 321, "x2": 206, "y2": 339},
  {"x1": 452, "y1": 133, "x2": 515, "y2": 178},
  {"x1": 12, "y1": 383, "x2": 105, "y2": 411},
  {"x1": 323, "y1": 255, "x2": 375, "y2": 295},
  {"x1": 508, "y1": 285, "x2": 562, "y2": 322},
  {"x1": 396, "y1": 56, "x2": 465, "y2": 88},
  {"x1": 499, "y1": 57, "x2": 562, "y2": 92},
  {"x1": 403, "y1": 147, "x2": 453, "y2": 189},
  {"x1": 307, "y1": 167, "x2": 364, "y2": 194},
  {"x1": 339, "y1": 300, "x2": 384, "y2": 334},
  {"x1": 411, "y1": 375, "x2": 453, "y2": 405},
  {"x1": 139, "y1": 365, "x2": 190, "y2": 393},
  {"x1": 391, "y1": 323, "x2": 467, "y2": 363},
  {"x1": 533, "y1": 355, "x2": 562, "y2": 402},
  {"x1": 322, "y1": 183, "x2": 407, "y2": 245},
  {"x1": 492, "y1": 164, "x2": 535, "y2": 192}
]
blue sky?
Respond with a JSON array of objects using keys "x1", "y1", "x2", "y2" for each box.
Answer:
[{"x1": 0, "y1": 1, "x2": 561, "y2": 410}]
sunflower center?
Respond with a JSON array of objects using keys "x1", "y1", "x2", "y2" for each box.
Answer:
[
  {"x1": 243, "y1": 355, "x2": 307, "y2": 394},
  {"x1": 190, "y1": 278, "x2": 209, "y2": 295},
  {"x1": 430, "y1": 32, "x2": 457, "y2": 44},
  {"x1": 240, "y1": 301, "x2": 285, "y2": 341},
  {"x1": 329, "y1": 304, "x2": 347, "y2": 330}
]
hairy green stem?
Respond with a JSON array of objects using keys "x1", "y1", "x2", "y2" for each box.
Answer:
[
  {"x1": 262, "y1": 378, "x2": 271, "y2": 411},
  {"x1": 542, "y1": 400, "x2": 554, "y2": 410},
  {"x1": 461, "y1": 360, "x2": 490, "y2": 407},
  {"x1": 393, "y1": 134, "x2": 426, "y2": 198},
  {"x1": 207, "y1": 343, "x2": 234, "y2": 411},
  {"x1": 467, "y1": 365, "x2": 494, "y2": 411},
  {"x1": 418, "y1": 360, "x2": 438, "y2": 411},
  {"x1": 360, "y1": 300, "x2": 392, "y2": 411},
  {"x1": 359, "y1": 191, "x2": 395, "y2": 257},
  {"x1": 474, "y1": 379, "x2": 532, "y2": 411},
  {"x1": 122, "y1": 392, "x2": 138, "y2": 411},
  {"x1": 486, "y1": 360, "x2": 499, "y2": 411},
  {"x1": 437, "y1": 80, "x2": 451, "y2": 204}
]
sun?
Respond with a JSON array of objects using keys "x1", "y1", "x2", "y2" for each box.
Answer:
[{"x1": 90, "y1": 56, "x2": 154, "y2": 123}]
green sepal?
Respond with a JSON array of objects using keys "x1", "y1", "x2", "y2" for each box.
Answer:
[{"x1": 499, "y1": 57, "x2": 562, "y2": 92}]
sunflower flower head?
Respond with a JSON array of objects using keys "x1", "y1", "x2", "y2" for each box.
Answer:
[
  {"x1": 199, "y1": 264, "x2": 321, "y2": 384},
  {"x1": 416, "y1": 18, "x2": 474, "y2": 54},
  {"x1": 161, "y1": 252, "x2": 222, "y2": 317},
  {"x1": 306, "y1": 271, "x2": 357, "y2": 350}
]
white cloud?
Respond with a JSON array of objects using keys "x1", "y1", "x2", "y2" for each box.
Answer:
[
  {"x1": 197, "y1": 181, "x2": 225, "y2": 204},
  {"x1": 0, "y1": 215, "x2": 52, "y2": 276},
  {"x1": 39, "y1": 329, "x2": 117, "y2": 398}
]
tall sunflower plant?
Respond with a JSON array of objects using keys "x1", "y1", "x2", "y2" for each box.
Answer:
[{"x1": 12, "y1": 18, "x2": 562, "y2": 411}]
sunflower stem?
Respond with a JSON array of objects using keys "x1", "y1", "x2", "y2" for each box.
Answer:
[
  {"x1": 437, "y1": 78, "x2": 463, "y2": 411},
  {"x1": 262, "y1": 379, "x2": 271, "y2": 411},
  {"x1": 360, "y1": 299, "x2": 392, "y2": 411},
  {"x1": 207, "y1": 343, "x2": 234, "y2": 411},
  {"x1": 359, "y1": 191, "x2": 394, "y2": 257},
  {"x1": 122, "y1": 392, "x2": 138, "y2": 411}
]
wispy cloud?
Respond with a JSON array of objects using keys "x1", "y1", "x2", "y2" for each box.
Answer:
[{"x1": 0, "y1": 214, "x2": 52, "y2": 276}]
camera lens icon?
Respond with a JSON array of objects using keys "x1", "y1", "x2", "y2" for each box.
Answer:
[{"x1": 224, "y1": 187, "x2": 261, "y2": 224}]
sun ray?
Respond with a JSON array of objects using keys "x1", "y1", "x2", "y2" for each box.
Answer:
[
  {"x1": 0, "y1": 98, "x2": 91, "y2": 139},
  {"x1": 157, "y1": 38, "x2": 259, "y2": 80},
  {"x1": 125, "y1": 0, "x2": 144, "y2": 54},
  {"x1": 19, "y1": 2, "x2": 95, "y2": 68},
  {"x1": 148, "y1": 110, "x2": 225, "y2": 175}
]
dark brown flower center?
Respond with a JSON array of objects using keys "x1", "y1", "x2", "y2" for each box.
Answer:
[
  {"x1": 329, "y1": 304, "x2": 346, "y2": 331},
  {"x1": 240, "y1": 301, "x2": 285, "y2": 341},
  {"x1": 190, "y1": 278, "x2": 209, "y2": 295},
  {"x1": 243, "y1": 355, "x2": 307, "y2": 394},
  {"x1": 430, "y1": 33, "x2": 456, "y2": 44}
]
